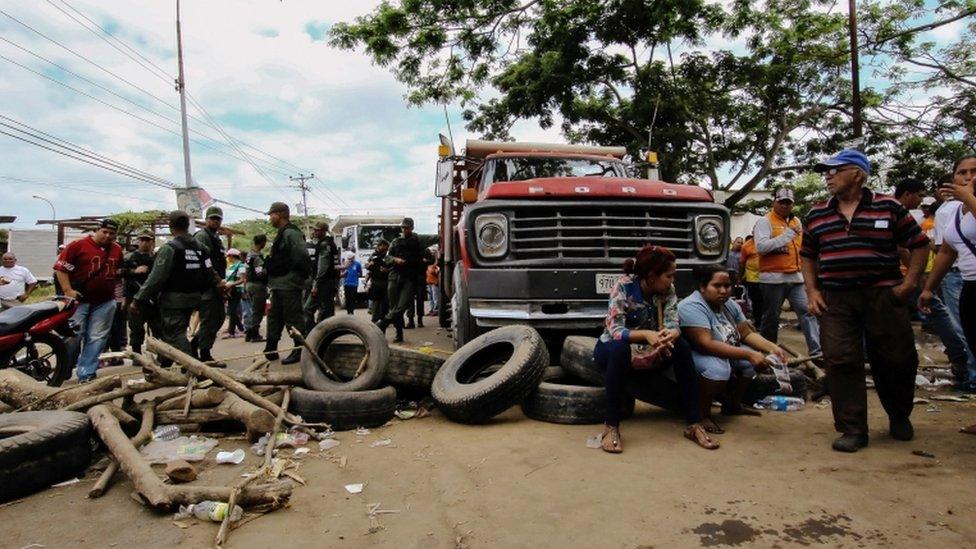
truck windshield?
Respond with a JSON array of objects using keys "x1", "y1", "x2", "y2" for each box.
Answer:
[
  {"x1": 358, "y1": 226, "x2": 402, "y2": 249},
  {"x1": 487, "y1": 156, "x2": 625, "y2": 184}
]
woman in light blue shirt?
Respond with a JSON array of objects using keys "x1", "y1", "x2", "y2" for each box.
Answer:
[{"x1": 679, "y1": 265, "x2": 788, "y2": 434}]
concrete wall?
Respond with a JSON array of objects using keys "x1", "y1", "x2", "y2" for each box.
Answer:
[{"x1": 7, "y1": 230, "x2": 59, "y2": 281}]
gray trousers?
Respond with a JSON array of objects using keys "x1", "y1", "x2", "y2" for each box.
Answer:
[{"x1": 759, "y1": 282, "x2": 821, "y2": 355}]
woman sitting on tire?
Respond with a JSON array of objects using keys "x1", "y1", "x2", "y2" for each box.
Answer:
[
  {"x1": 678, "y1": 265, "x2": 789, "y2": 434},
  {"x1": 593, "y1": 245, "x2": 718, "y2": 453}
]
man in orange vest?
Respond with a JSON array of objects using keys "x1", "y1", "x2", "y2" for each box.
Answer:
[{"x1": 754, "y1": 187, "x2": 822, "y2": 356}]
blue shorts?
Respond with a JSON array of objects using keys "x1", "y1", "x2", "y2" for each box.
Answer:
[{"x1": 691, "y1": 344, "x2": 758, "y2": 381}]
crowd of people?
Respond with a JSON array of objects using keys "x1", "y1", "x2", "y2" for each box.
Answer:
[
  {"x1": 39, "y1": 203, "x2": 439, "y2": 383},
  {"x1": 598, "y1": 149, "x2": 976, "y2": 454}
]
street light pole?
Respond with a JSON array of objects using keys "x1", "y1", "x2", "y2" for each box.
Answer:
[
  {"x1": 848, "y1": 0, "x2": 863, "y2": 139},
  {"x1": 32, "y1": 195, "x2": 56, "y2": 225}
]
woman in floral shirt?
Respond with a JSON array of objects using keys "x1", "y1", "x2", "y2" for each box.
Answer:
[{"x1": 593, "y1": 245, "x2": 718, "y2": 453}]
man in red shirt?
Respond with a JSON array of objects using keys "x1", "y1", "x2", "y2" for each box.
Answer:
[{"x1": 54, "y1": 219, "x2": 124, "y2": 382}]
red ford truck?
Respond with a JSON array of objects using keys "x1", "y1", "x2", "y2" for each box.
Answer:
[{"x1": 435, "y1": 139, "x2": 729, "y2": 348}]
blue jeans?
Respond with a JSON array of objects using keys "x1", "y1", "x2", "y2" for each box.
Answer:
[
  {"x1": 759, "y1": 282, "x2": 822, "y2": 355},
  {"x1": 71, "y1": 299, "x2": 117, "y2": 381},
  {"x1": 942, "y1": 270, "x2": 976, "y2": 386}
]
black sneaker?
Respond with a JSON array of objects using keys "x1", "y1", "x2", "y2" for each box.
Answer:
[
  {"x1": 832, "y1": 433, "x2": 869, "y2": 453},
  {"x1": 890, "y1": 417, "x2": 914, "y2": 441}
]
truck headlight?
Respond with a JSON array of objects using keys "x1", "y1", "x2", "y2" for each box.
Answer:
[
  {"x1": 694, "y1": 215, "x2": 724, "y2": 257},
  {"x1": 475, "y1": 213, "x2": 508, "y2": 258}
]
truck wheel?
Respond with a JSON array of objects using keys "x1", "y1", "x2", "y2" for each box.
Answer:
[
  {"x1": 432, "y1": 325, "x2": 549, "y2": 424},
  {"x1": 290, "y1": 386, "x2": 396, "y2": 431},
  {"x1": 0, "y1": 411, "x2": 92, "y2": 502},
  {"x1": 559, "y1": 336, "x2": 604, "y2": 386},
  {"x1": 438, "y1": 274, "x2": 451, "y2": 329},
  {"x1": 316, "y1": 341, "x2": 445, "y2": 389},
  {"x1": 521, "y1": 368, "x2": 633, "y2": 425},
  {"x1": 300, "y1": 316, "x2": 390, "y2": 392},
  {"x1": 451, "y1": 262, "x2": 483, "y2": 349}
]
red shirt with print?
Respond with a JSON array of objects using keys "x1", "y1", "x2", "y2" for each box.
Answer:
[{"x1": 54, "y1": 235, "x2": 123, "y2": 304}]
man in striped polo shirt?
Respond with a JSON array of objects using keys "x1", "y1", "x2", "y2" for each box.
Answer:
[{"x1": 799, "y1": 149, "x2": 929, "y2": 453}]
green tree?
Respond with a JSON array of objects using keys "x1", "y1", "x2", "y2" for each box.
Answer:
[
  {"x1": 332, "y1": 0, "x2": 858, "y2": 205},
  {"x1": 109, "y1": 210, "x2": 167, "y2": 241}
]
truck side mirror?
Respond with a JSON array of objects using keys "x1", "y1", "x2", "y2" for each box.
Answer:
[
  {"x1": 461, "y1": 188, "x2": 478, "y2": 203},
  {"x1": 435, "y1": 159, "x2": 454, "y2": 197}
]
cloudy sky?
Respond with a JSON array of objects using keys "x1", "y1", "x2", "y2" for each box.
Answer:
[
  {"x1": 0, "y1": 1, "x2": 961, "y2": 234},
  {"x1": 0, "y1": 0, "x2": 523, "y2": 234}
]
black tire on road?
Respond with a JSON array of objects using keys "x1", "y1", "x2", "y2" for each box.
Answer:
[
  {"x1": 319, "y1": 341, "x2": 444, "y2": 389},
  {"x1": 432, "y1": 325, "x2": 549, "y2": 424},
  {"x1": 289, "y1": 386, "x2": 397, "y2": 431},
  {"x1": 520, "y1": 367, "x2": 633, "y2": 425},
  {"x1": 301, "y1": 315, "x2": 390, "y2": 392},
  {"x1": 0, "y1": 411, "x2": 91, "y2": 502},
  {"x1": 450, "y1": 262, "x2": 483, "y2": 350},
  {"x1": 560, "y1": 336, "x2": 604, "y2": 386}
]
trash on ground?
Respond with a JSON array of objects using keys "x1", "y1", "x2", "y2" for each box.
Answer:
[
  {"x1": 152, "y1": 425, "x2": 181, "y2": 442},
  {"x1": 355, "y1": 427, "x2": 371, "y2": 436},
  {"x1": 215, "y1": 449, "x2": 246, "y2": 464},
  {"x1": 912, "y1": 450, "x2": 936, "y2": 459},
  {"x1": 52, "y1": 478, "x2": 81, "y2": 487},
  {"x1": 293, "y1": 447, "x2": 310, "y2": 457},
  {"x1": 931, "y1": 395, "x2": 971, "y2": 402},
  {"x1": 913, "y1": 397, "x2": 930, "y2": 404},
  {"x1": 585, "y1": 435, "x2": 602, "y2": 449},
  {"x1": 816, "y1": 399, "x2": 831, "y2": 409},
  {"x1": 319, "y1": 439, "x2": 341, "y2": 451},
  {"x1": 141, "y1": 435, "x2": 218, "y2": 464},
  {"x1": 757, "y1": 395, "x2": 804, "y2": 411},
  {"x1": 174, "y1": 500, "x2": 243, "y2": 523},
  {"x1": 370, "y1": 438, "x2": 393, "y2": 448},
  {"x1": 345, "y1": 483, "x2": 365, "y2": 494}
]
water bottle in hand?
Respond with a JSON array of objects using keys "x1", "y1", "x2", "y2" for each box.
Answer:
[{"x1": 759, "y1": 395, "x2": 805, "y2": 411}]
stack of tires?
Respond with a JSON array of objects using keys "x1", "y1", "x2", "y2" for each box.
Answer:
[
  {"x1": 431, "y1": 326, "x2": 626, "y2": 425},
  {"x1": 290, "y1": 316, "x2": 444, "y2": 430}
]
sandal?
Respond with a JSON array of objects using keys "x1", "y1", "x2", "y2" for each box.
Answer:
[
  {"x1": 684, "y1": 424, "x2": 720, "y2": 450},
  {"x1": 601, "y1": 425, "x2": 622, "y2": 454},
  {"x1": 702, "y1": 416, "x2": 725, "y2": 434}
]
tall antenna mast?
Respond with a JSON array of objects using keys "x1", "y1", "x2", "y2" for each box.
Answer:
[{"x1": 176, "y1": 0, "x2": 193, "y2": 187}]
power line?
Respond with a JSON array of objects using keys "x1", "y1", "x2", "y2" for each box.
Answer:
[
  {"x1": 0, "y1": 9, "x2": 300, "y2": 178},
  {"x1": 35, "y1": 1, "x2": 315, "y2": 177},
  {"x1": 2, "y1": 175, "x2": 172, "y2": 206},
  {"x1": 0, "y1": 117, "x2": 176, "y2": 188}
]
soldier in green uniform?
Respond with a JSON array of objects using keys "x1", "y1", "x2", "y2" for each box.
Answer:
[
  {"x1": 244, "y1": 234, "x2": 268, "y2": 342},
  {"x1": 303, "y1": 221, "x2": 338, "y2": 331},
  {"x1": 377, "y1": 217, "x2": 423, "y2": 343},
  {"x1": 263, "y1": 202, "x2": 312, "y2": 364},
  {"x1": 193, "y1": 206, "x2": 228, "y2": 363},
  {"x1": 121, "y1": 230, "x2": 157, "y2": 354},
  {"x1": 130, "y1": 211, "x2": 213, "y2": 366}
]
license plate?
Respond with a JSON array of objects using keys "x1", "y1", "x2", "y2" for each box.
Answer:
[{"x1": 595, "y1": 273, "x2": 619, "y2": 294}]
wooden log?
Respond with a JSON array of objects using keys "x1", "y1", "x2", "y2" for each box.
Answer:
[
  {"x1": 157, "y1": 387, "x2": 226, "y2": 411},
  {"x1": 0, "y1": 369, "x2": 143, "y2": 412},
  {"x1": 130, "y1": 350, "x2": 303, "y2": 386},
  {"x1": 155, "y1": 394, "x2": 275, "y2": 440},
  {"x1": 87, "y1": 405, "x2": 293, "y2": 509},
  {"x1": 147, "y1": 338, "x2": 302, "y2": 424},
  {"x1": 62, "y1": 382, "x2": 165, "y2": 412},
  {"x1": 90, "y1": 405, "x2": 155, "y2": 498}
]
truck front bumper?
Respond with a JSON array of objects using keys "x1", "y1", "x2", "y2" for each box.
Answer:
[{"x1": 465, "y1": 267, "x2": 696, "y2": 329}]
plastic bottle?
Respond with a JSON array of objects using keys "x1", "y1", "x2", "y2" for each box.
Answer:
[
  {"x1": 175, "y1": 501, "x2": 243, "y2": 523},
  {"x1": 759, "y1": 395, "x2": 805, "y2": 411},
  {"x1": 152, "y1": 425, "x2": 180, "y2": 441}
]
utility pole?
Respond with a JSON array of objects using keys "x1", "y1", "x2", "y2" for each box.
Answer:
[
  {"x1": 175, "y1": 0, "x2": 193, "y2": 187},
  {"x1": 289, "y1": 173, "x2": 315, "y2": 234},
  {"x1": 848, "y1": 0, "x2": 863, "y2": 140}
]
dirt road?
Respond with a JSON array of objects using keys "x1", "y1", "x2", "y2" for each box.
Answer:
[{"x1": 2, "y1": 311, "x2": 975, "y2": 548}]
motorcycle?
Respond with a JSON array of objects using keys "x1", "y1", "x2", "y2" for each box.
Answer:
[{"x1": 0, "y1": 297, "x2": 79, "y2": 386}]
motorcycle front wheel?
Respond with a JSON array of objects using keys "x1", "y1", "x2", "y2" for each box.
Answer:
[{"x1": 1, "y1": 333, "x2": 71, "y2": 386}]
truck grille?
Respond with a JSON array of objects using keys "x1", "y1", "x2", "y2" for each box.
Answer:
[{"x1": 509, "y1": 205, "x2": 695, "y2": 260}]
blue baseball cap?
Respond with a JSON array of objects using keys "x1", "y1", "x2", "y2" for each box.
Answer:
[{"x1": 814, "y1": 149, "x2": 871, "y2": 175}]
